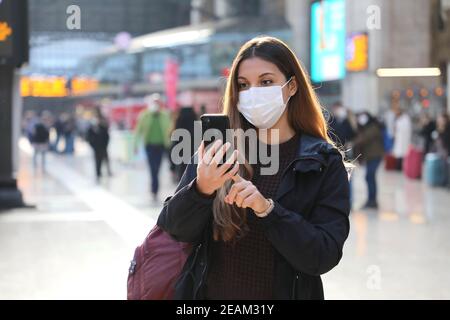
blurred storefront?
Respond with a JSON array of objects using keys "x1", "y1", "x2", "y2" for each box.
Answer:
[
  {"x1": 25, "y1": 0, "x2": 190, "y2": 75},
  {"x1": 285, "y1": 0, "x2": 448, "y2": 118},
  {"x1": 20, "y1": 0, "x2": 448, "y2": 121},
  {"x1": 54, "y1": 11, "x2": 293, "y2": 124},
  {"x1": 220, "y1": 0, "x2": 449, "y2": 118}
]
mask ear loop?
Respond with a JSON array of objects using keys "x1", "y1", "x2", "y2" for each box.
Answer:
[
  {"x1": 281, "y1": 76, "x2": 293, "y2": 88},
  {"x1": 282, "y1": 76, "x2": 294, "y2": 105},
  {"x1": 284, "y1": 94, "x2": 292, "y2": 107}
]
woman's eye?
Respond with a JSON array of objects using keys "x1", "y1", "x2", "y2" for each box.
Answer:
[
  {"x1": 261, "y1": 79, "x2": 273, "y2": 86},
  {"x1": 238, "y1": 83, "x2": 248, "y2": 90}
]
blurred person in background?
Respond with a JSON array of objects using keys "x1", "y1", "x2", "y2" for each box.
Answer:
[
  {"x1": 51, "y1": 113, "x2": 65, "y2": 153},
  {"x1": 134, "y1": 94, "x2": 172, "y2": 202},
  {"x1": 353, "y1": 112, "x2": 384, "y2": 210},
  {"x1": 392, "y1": 107, "x2": 412, "y2": 170},
  {"x1": 75, "y1": 108, "x2": 92, "y2": 140},
  {"x1": 382, "y1": 107, "x2": 396, "y2": 154},
  {"x1": 329, "y1": 102, "x2": 356, "y2": 152},
  {"x1": 329, "y1": 102, "x2": 357, "y2": 206},
  {"x1": 200, "y1": 104, "x2": 207, "y2": 116},
  {"x1": 172, "y1": 91, "x2": 199, "y2": 182},
  {"x1": 86, "y1": 107, "x2": 112, "y2": 183},
  {"x1": 62, "y1": 113, "x2": 76, "y2": 155},
  {"x1": 419, "y1": 112, "x2": 436, "y2": 156},
  {"x1": 31, "y1": 111, "x2": 52, "y2": 173},
  {"x1": 435, "y1": 113, "x2": 450, "y2": 158},
  {"x1": 23, "y1": 110, "x2": 38, "y2": 144}
]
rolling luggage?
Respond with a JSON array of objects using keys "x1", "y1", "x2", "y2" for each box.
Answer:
[
  {"x1": 424, "y1": 153, "x2": 446, "y2": 187},
  {"x1": 403, "y1": 146, "x2": 423, "y2": 179}
]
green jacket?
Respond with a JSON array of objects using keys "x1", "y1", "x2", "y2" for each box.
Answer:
[{"x1": 134, "y1": 109, "x2": 171, "y2": 148}]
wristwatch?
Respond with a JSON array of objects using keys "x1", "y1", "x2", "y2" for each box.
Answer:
[{"x1": 255, "y1": 198, "x2": 274, "y2": 218}]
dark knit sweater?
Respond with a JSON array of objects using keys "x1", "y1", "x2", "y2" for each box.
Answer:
[{"x1": 205, "y1": 133, "x2": 300, "y2": 300}]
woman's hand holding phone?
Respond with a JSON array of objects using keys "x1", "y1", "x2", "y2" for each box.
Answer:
[{"x1": 196, "y1": 139, "x2": 240, "y2": 196}]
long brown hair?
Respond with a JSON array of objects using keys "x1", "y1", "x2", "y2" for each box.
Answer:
[{"x1": 213, "y1": 36, "x2": 334, "y2": 242}]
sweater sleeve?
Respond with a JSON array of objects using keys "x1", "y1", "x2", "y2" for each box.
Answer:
[
  {"x1": 259, "y1": 155, "x2": 351, "y2": 276},
  {"x1": 157, "y1": 153, "x2": 215, "y2": 243}
]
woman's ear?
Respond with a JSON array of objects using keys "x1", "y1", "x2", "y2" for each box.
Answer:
[{"x1": 288, "y1": 76, "x2": 298, "y2": 96}]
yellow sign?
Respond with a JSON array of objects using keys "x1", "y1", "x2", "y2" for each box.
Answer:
[
  {"x1": 0, "y1": 21, "x2": 12, "y2": 41},
  {"x1": 71, "y1": 77, "x2": 99, "y2": 95},
  {"x1": 20, "y1": 76, "x2": 99, "y2": 97},
  {"x1": 21, "y1": 76, "x2": 68, "y2": 97},
  {"x1": 346, "y1": 33, "x2": 368, "y2": 72}
]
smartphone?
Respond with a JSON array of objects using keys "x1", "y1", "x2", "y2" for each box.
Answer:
[{"x1": 200, "y1": 114, "x2": 233, "y2": 166}]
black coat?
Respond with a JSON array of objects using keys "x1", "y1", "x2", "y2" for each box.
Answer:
[
  {"x1": 157, "y1": 133, "x2": 351, "y2": 300},
  {"x1": 329, "y1": 118, "x2": 355, "y2": 146},
  {"x1": 87, "y1": 124, "x2": 109, "y2": 151}
]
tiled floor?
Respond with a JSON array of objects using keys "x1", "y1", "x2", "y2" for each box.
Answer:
[{"x1": 1, "y1": 137, "x2": 449, "y2": 299}]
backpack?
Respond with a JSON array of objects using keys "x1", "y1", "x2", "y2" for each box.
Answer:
[{"x1": 127, "y1": 225, "x2": 192, "y2": 300}]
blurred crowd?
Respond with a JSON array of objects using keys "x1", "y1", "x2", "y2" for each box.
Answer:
[
  {"x1": 20, "y1": 94, "x2": 202, "y2": 202},
  {"x1": 21, "y1": 96, "x2": 450, "y2": 209},
  {"x1": 329, "y1": 103, "x2": 450, "y2": 210}
]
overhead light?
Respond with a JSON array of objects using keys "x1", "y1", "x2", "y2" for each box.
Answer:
[
  {"x1": 142, "y1": 29, "x2": 212, "y2": 48},
  {"x1": 376, "y1": 68, "x2": 441, "y2": 77}
]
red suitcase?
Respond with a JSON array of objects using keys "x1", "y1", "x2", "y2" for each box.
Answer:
[
  {"x1": 403, "y1": 146, "x2": 423, "y2": 179},
  {"x1": 384, "y1": 154, "x2": 397, "y2": 171}
]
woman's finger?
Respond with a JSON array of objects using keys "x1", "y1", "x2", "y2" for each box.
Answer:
[
  {"x1": 203, "y1": 139, "x2": 223, "y2": 165},
  {"x1": 226, "y1": 180, "x2": 250, "y2": 204},
  {"x1": 225, "y1": 182, "x2": 244, "y2": 204},
  {"x1": 241, "y1": 193, "x2": 258, "y2": 209},
  {"x1": 222, "y1": 160, "x2": 240, "y2": 182},
  {"x1": 231, "y1": 173, "x2": 243, "y2": 183},
  {"x1": 235, "y1": 185, "x2": 256, "y2": 207},
  {"x1": 218, "y1": 149, "x2": 238, "y2": 175},
  {"x1": 211, "y1": 142, "x2": 231, "y2": 167},
  {"x1": 197, "y1": 140, "x2": 204, "y2": 164}
]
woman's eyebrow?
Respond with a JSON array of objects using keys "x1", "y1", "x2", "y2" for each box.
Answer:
[
  {"x1": 258, "y1": 72, "x2": 275, "y2": 78},
  {"x1": 237, "y1": 72, "x2": 274, "y2": 80}
]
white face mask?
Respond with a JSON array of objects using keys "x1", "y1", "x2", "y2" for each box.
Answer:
[
  {"x1": 91, "y1": 118, "x2": 99, "y2": 126},
  {"x1": 358, "y1": 114, "x2": 369, "y2": 126},
  {"x1": 335, "y1": 107, "x2": 347, "y2": 120},
  {"x1": 237, "y1": 78, "x2": 292, "y2": 129}
]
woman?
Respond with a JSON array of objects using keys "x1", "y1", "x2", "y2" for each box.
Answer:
[
  {"x1": 86, "y1": 108, "x2": 112, "y2": 182},
  {"x1": 436, "y1": 113, "x2": 450, "y2": 157},
  {"x1": 157, "y1": 37, "x2": 350, "y2": 300},
  {"x1": 352, "y1": 112, "x2": 384, "y2": 209},
  {"x1": 172, "y1": 104, "x2": 197, "y2": 183},
  {"x1": 134, "y1": 94, "x2": 172, "y2": 201},
  {"x1": 392, "y1": 107, "x2": 412, "y2": 170},
  {"x1": 418, "y1": 112, "x2": 436, "y2": 156}
]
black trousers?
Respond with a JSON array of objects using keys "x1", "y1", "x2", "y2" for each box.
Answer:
[
  {"x1": 145, "y1": 144, "x2": 165, "y2": 194},
  {"x1": 94, "y1": 147, "x2": 111, "y2": 178},
  {"x1": 395, "y1": 157, "x2": 403, "y2": 171}
]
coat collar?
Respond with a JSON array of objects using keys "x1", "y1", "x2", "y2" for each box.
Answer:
[
  {"x1": 298, "y1": 133, "x2": 338, "y2": 158},
  {"x1": 275, "y1": 133, "x2": 340, "y2": 201},
  {"x1": 293, "y1": 133, "x2": 340, "y2": 171}
]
